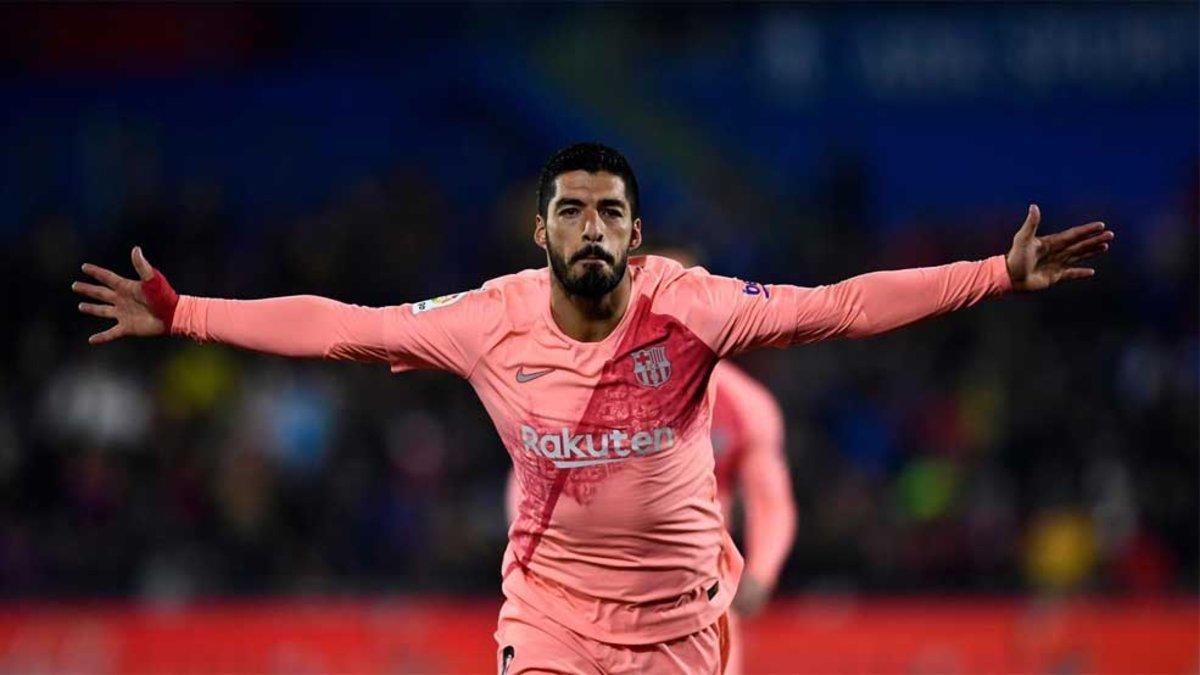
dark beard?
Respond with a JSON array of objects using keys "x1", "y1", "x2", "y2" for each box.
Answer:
[{"x1": 548, "y1": 243, "x2": 628, "y2": 299}]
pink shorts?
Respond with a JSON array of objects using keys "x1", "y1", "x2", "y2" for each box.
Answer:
[{"x1": 495, "y1": 599, "x2": 730, "y2": 674}]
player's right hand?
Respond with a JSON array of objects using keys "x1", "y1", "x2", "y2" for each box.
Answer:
[{"x1": 72, "y1": 246, "x2": 176, "y2": 345}]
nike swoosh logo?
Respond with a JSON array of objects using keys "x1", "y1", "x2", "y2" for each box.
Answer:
[{"x1": 516, "y1": 367, "x2": 554, "y2": 383}]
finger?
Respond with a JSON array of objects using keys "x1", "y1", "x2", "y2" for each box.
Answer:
[
  {"x1": 78, "y1": 302, "x2": 116, "y2": 319},
  {"x1": 71, "y1": 281, "x2": 117, "y2": 303},
  {"x1": 88, "y1": 326, "x2": 126, "y2": 345},
  {"x1": 81, "y1": 263, "x2": 132, "y2": 290},
  {"x1": 1060, "y1": 230, "x2": 1114, "y2": 258},
  {"x1": 1018, "y1": 204, "x2": 1041, "y2": 238},
  {"x1": 1042, "y1": 221, "x2": 1106, "y2": 249},
  {"x1": 1058, "y1": 267, "x2": 1096, "y2": 282},
  {"x1": 131, "y1": 246, "x2": 154, "y2": 282},
  {"x1": 1065, "y1": 242, "x2": 1110, "y2": 264}
]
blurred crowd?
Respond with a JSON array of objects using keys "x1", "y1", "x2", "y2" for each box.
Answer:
[
  {"x1": 1, "y1": 153, "x2": 1195, "y2": 602},
  {"x1": 0, "y1": 4, "x2": 1195, "y2": 602}
]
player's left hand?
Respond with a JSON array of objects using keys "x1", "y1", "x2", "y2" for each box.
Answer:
[
  {"x1": 1005, "y1": 204, "x2": 1113, "y2": 291},
  {"x1": 731, "y1": 574, "x2": 770, "y2": 617}
]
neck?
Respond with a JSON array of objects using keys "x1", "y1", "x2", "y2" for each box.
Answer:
[{"x1": 548, "y1": 271, "x2": 633, "y2": 342}]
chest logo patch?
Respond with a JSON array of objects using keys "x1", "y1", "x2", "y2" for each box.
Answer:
[
  {"x1": 516, "y1": 367, "x2": 554, "y2": 383},
  {"x1": 631, "y1": 344, "x2": 672, "y2": 388}
]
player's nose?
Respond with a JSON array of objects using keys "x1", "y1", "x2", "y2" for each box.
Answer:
[{"x1": 581, "y1": 209, "x2": 603, "y2": 241}]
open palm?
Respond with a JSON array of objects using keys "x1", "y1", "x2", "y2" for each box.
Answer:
[
  {"x1": 72, "y1": 246, "x2": 166, "y2": 344},
  {"x1": 1006, "y1": 204, "x2": 1113, "y2": 291}
]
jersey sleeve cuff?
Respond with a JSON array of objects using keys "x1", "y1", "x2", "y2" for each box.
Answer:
[
  {"x1": 987, "y1": 254, "x2": 1013, "y2": 294},
  {"x1": 170, "y1": 295, "x2": 198, "y2": 337}
]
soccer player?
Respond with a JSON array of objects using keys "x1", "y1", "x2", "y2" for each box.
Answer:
[
  {"x1": 73, "y1": 143, "x2": 1112, "y2": 673},
  {"x1": 502, "y1": 242, "x2": 795, "y2": 675}
]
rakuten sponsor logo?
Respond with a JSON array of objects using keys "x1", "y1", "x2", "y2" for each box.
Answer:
[{"x1": 519, "y1": 425, "x2": 676, "y2": 468}]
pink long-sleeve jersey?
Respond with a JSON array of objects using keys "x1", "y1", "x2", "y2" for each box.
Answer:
[
  {"x1": 502, "y1": 359, "x2": 796, "y2": 594},
  {"x1": 171, "y1": 253, "x2": 1012, "y2": 644}
]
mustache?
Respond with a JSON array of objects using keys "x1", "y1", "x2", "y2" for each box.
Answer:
[{"x1": 570, "y1": 246, "x2": 615, "y2": 265}]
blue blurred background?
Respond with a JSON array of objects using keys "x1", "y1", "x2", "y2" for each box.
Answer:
[{"x1": 1, "y1": 2, "x2": 1195, "y2": 608}]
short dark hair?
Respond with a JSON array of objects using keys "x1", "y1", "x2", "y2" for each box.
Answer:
[{"x1": 537, "y1": 142, "x2": 639, "y2": 220}]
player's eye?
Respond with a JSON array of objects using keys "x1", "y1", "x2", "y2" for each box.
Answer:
[
  {"x1": 604, "y1": 208, "x2": 623, "y2": 218},
  {"x1": 559, "y1": 207, "x2": 580, "y2": 217}
]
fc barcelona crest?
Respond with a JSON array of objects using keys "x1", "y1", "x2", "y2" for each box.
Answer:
[{"x1": 631, "y1": 345, "x2": 672, "y2": 388}]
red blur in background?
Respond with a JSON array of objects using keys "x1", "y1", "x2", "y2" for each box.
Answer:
[{"x1": 0, "y1": 597, "x2": 1193, "y2": 674}]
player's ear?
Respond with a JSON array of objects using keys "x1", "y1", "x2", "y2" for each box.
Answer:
[
  {"x1": 629, "y1": 217, "x2": 643, "y2": 251},
  {"x1": 533, "y1": 215, "x2": 548, "y2": 251}
]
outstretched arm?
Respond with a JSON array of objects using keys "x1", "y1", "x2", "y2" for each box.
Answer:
[
  {"x1": 74, "y1": 247, "x2": 394, "y2": 361},
  {"x1": 810, "y1": 204, "x2": 1113, "y2": 339},
  {"x1": 668, "y1": 205, "x2": 1113, "y2": 357},
  {"x1": 73, "y1": 247, "x2": 498, "y2": 376},
  {"x1": 171, "y1": 295, "x2": 397, "y2": 362}
]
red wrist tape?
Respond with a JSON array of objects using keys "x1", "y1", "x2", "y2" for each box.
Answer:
[{"x1": 141, "y1": 269, "x2": 179, "y2": 329}]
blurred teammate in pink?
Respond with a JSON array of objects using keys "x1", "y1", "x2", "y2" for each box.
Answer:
[
  {"x1": 710, "y1": 360, "x2": 794, "y2": 675},
  {"x1": 73, "y1": 143, "x2": 1112, "y2": 673}
]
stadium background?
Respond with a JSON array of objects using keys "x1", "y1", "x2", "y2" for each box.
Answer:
[{"x1": 1, "y1": 4, "x2": 1197, "y2": 673}]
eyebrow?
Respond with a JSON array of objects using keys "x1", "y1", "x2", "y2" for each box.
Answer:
[
  {"x1": 553, "y1": 197, "x2": 627, "y2": 210},
  {"x1": 554, "y1": 198, "x2": 586, "y2": 210}
]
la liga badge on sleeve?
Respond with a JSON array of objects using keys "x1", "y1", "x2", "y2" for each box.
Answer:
[{"x1": 411, "y1": 291, "x2": 469, "y2": 315}]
